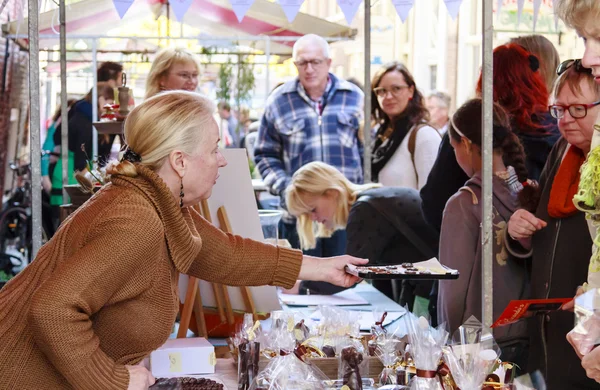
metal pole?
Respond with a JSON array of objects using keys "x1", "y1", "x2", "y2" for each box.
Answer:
[
  {"x1": 363, "y1": 0, "x2": 372, "y2": 183},
  {"x1": 92, "y1": 39, "x2": 98, "y2": 164},
  {"x1": 60, "y1": 0, "x2": 69, "y2": 205},
  {"x1": 481, "y1": 0, "x2": 494, "y2": 327},
  {"x1": 29, "y1": 0, "x2": 42, "y2": 256},
  {"x1": 265, "y1": 36, "x2": 271, "y2": 102}
]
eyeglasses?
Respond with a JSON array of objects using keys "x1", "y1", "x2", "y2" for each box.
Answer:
[
  {"x1": 549, "y1": 101, "x2": 600, "y2": 119},
  {"x1": 373, "y1": 85, "x2": 410, "y2": 98},
  {"x1": 294, "y1": 58, "x2": 326, "y2": 69},
  {"x1": 173, "y1": 72, "x2": 199, "y2": 81},
  {"x1": 556, "y1": 59, "x2": 592, "y2": 76}
]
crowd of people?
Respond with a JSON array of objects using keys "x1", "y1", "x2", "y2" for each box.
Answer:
[{"x1": 2, "y1": 0, "x2": 600, "y2": 388}]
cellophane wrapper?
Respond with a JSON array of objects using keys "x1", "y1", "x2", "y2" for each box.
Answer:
[
  {"x1": 403, "y1": 312, "x2": 448, "y2": 390},
  {"x1": 442, "y1": 316, "x2": 500, "y2": 390},
  {"x1": 568, "y1": 288, "x2": 600, "y2": 357},
  {"x1": 249, "y1": 353, "x2": 329, "y2": 390}
]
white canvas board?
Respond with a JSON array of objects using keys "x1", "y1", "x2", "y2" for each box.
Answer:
[{"x1": 179, "y1": 148, "x2": 282, "y2": 314}]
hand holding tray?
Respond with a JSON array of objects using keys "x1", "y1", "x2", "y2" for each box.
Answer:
[{"x1": 345, "y1": 258, "x2": 459, "y2": 280}]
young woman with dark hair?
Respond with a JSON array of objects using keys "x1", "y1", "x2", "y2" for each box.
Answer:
[
  {"x1": 438, "y1": 98, "x2": 538, "y2": 369},
  {"x1": 370, "y1": 61, "x2": 441, "y2": 188},
  {"x1": 476, "y1": 43, "x2": 561, "y2": 180}
]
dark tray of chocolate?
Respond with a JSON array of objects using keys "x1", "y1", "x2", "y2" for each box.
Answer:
[
  {"x1": 150, "y1": 377, "x2": 224, "y2": 390},
  {"x1": 346, "y1": 260, "x2": 459, "y2": 280}
]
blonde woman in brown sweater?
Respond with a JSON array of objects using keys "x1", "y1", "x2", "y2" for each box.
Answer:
[{"x1": 0, "y1": 91, "x2": 366, "y2": 390}]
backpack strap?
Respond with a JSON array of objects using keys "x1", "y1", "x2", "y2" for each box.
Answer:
[
  {"x1": 459, "y1": 186, "x2": 479, "y2": 205},
  {"x1": 408, "y1": 124, "x2": 441, "y2": 181}
]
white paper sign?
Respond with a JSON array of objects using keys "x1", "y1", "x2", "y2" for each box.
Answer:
[
  {"x1": 336, "y1": 0, "x2": 362, "y2": 25},
  {"x1": 392, "y1": 0, "x2": 415, "y2": 23},
  {"x1": 112, "y1": 0, "x2": 135, "y2": 19},
  {"x1": 230, "y1": 0, "x2": 256, "y2": 23},
  {"x1": 443, "y1": 0, "x2": 463, "y2": 20},
  {"x1": 170, "y1": 0, "x2": 194, "y2": 21},
  {"x1": 532, "y1": 0, "x2": 542, "y2": 31},
  {"x1": 516, "y1": 0, "x2": 525, "y2": 27},
  {"x1": 278, "y1": 0, "x2": 305, "y2": 23}
]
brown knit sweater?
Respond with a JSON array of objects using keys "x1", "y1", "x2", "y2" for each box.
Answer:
[{"x1": 0, "y1": 166, "x2": 302, "y2": 389}]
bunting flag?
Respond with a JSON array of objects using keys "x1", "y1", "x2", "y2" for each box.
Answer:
[
  {"x1": 496, "y1": 0, "x2": 502, "y2": 21},
  {"x1": 336, "y1": 0, "x2": 362, "y2": 25},
  {"x1": 112, "y1": 0, "x2": 135, "y2": 19},
  {"x1": 170, "y1": 0, "x2": 194, "y2": 21},
  {"x1": 230, "y1": 0, "x2": 256, "y2": 23},
  {"x1": 391, "y1": 0, "x2": 415, "y2": 23},
  {"x1": 278, "y1": 0, "x2": 305, "y2": 23},
  {"x1": 516, "y1": 0, "x2": 525, "y2": 27},
  {"x1": 532, "y1": 0, "x2": 542, "y2": 31},
  {"x1": 443, "y1": 0, "x2": 463, "y2": 20}
]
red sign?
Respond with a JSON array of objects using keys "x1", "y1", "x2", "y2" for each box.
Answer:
[{"x1": 492, "y1": 298, "x2": 572, "y2": 328}]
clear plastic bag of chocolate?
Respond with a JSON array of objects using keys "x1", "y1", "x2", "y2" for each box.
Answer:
[
  {"x1": 249, "y1": 352, "x2": 330, "y2": 389},
  {"x1": 567, "y1": 288, "x2": 600, "y2": 357},
  {"x1": 238, "y1": 314, "x2": 264, "y2": 390},
  {"x1": 442, "y1": 316, "x2": 500, "y2": 390},
  {"x1": 337, "y1": 338, "x2": 369, "y2": 390},
  {"x1": 403, "y1": 312, "x2": 448, "y2": 390}
]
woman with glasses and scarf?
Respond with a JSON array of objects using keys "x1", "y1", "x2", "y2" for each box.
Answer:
[
  {"x1": 371, "y1": 62, "x2": 441, "y2": 189},
  {"x1": 368, "y1": 62, "x2": 441, "y2": 312},
  {"x1": 506, "y1": 61, "x2": 600, "y2": 389}
]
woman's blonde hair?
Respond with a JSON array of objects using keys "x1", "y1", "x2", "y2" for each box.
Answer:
[
  {"x1": 107, "y1": 91, "x2": 215, "y2": 177},
  {"x1": 509, "y1": 35, "x2": 560, "y2": 94},
  {"x1": 145, "y1": 48, "x2": 199, "y2": 99},
  {"x1": 286, "y1": 162, "x2": 381, "y2": 250},
  {"x1": 557, "y1": 0, "x2": 600, "y2": 32}
]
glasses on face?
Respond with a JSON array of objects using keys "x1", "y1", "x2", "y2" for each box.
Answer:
[
  {"x1": 173, "y1": 72, "x2": 199, "y2": 81},
  {"x1": 556, "y1": 59, "x2": 592, "y2": 76},
  {"x1": 373, "y1": 85, "x2": 410, "y2": 98},
  {"x1": 294, "y1": 58, "x2": 326, "y2": 69},
  {"x1": 549, "y1": 100, "x2": 600, "y2": 119}
]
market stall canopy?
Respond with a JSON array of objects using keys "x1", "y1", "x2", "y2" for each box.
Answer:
[{"x1": 2, "y1": 0, "x2": 357, "y2": 56}]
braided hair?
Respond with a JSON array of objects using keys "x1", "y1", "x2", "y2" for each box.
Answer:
[{"x1": 449, "y1": 98, "x2": 540, "y2": 211}]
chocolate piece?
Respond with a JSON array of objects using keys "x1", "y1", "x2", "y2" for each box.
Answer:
[
  {"x1": 341, "y1": 346, "x2": 363, "y2": 390},
  {"x1": 294, "y1": 319, "x2": 310, "y2": 342},
  {"x1": 322, "y1": 344, "x2": 336, "y2": 358},
  {"x1": 237, "y1": 341, "x2": 260, "y2": 390},
  {"x1": 151, "y1": 377, "x2": 224, "y2": 390},
  {"x1": 401, "y1": 263, "x2": 413, "y2": 268}
]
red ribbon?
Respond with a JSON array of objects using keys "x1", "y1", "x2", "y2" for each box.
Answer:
[{"x1": 416, "y1": 363, "x2": 451, "y2": 390}]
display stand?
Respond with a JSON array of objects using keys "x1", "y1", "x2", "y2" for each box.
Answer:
[{"x1": 177, "y1": 200, "x2": 261, "y2": 339}]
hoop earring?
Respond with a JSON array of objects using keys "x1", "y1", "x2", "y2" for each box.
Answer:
[{"x1": 179, "y1": 180, "x2": 185, "y2": 207}]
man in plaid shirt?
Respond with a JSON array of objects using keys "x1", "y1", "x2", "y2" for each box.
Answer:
[{"x1": 254, "y1": 34, "x2": 364, "y2": 292}]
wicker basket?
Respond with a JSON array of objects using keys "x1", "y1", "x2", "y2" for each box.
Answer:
[{"x1": 64, "y1": 185, "x2": 94, "y2": 207}]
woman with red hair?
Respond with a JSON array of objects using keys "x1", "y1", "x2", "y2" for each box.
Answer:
[{"x1": 476, "y1": 43, "x2": 561, "y2": 180}]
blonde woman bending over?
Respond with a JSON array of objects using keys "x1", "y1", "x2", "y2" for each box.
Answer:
[
  {"x1": 286, "y1": 161, "x2": 438, "y2": 299},
  {"x1": 0, "y1": 91, "x2": 366, "y2": 390},
  {"x1": 145, "y1": 48, "x2": 200, "y2": 99}
]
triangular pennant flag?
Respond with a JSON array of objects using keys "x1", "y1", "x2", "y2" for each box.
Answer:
[
  {"x1": 516, "y1": 0, "x2": 525, "y2": 27},
  {"x1": 553, "y1": 0, "x2": 559, "y2": 30},
  {"x1": 112, "y1": 0, "x2": 135, "y2": 19},
  {"x1": 336, "y1": 0, "x2": 362, "y2": 25},
  {"x1": 532, "y1": 0, "x2": 542, "y2": 31},
  {"x1": 278, "y1": 0, "x2": 305, "y2": 23},
  {"x1": 443, "y1": 0, "x2": 463, "y2": 20},
  {"x1": 230, "y1": 0, "x2": 256, "y2": 23},
  {"x1": 170, "y1": 0, "x2": 194, "y2": 21},
  {"x1": 392, "y1": 0, "x2": 415, "y2": 23},
  {"x1": 496, "y1": 0, "x2": 502, "y2": 21}
]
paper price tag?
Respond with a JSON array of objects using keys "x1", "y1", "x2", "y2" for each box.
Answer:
[
  {"x1": 169, "y1": 352, "x2": 183, "y2": 373},
  {"x1": 341, "y1": 386, "x2": 351, "y2": 390},
  {"x1": 287, "y1": 317, "x2": 294, "y2": 332},
  {"x1": 294, "y1": 329, "x2": 304, "y2": 341},
  {"x1": 209, "y1": 352, "x2": 217, "y2": 366}
]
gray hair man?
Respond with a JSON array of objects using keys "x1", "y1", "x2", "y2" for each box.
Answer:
[
  {"x1": 254, "y1": 34, "x2": 364, "y2": 295},
  {"x1": 426, "y1": 91, "x2": 451, "y2": 134}
]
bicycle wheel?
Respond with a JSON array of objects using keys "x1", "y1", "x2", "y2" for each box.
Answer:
[{"x1": 0, "y1": 207, "x2": 29, "y2": 270}]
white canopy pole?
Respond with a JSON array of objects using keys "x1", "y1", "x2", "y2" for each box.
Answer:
[
  {"x1": 363, "y1": 0, "x2": 371, "y2": 183},
  {"x1": 481, "y1": 0, "x2": 494, "y2": 327},
  {"x1": 60, "y1": 0, "x2": 69, "y2": 205},
  {"x1": 29, "y1": 0, "x2": 42, "y2": 256}
]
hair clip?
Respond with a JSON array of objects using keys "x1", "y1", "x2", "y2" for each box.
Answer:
[
  {"x1": 122, "y1": 147, "x2": 142, "y2": 163},
  {"x1": 529, "y1": 55, "x2": 540, "y2": 72}
]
